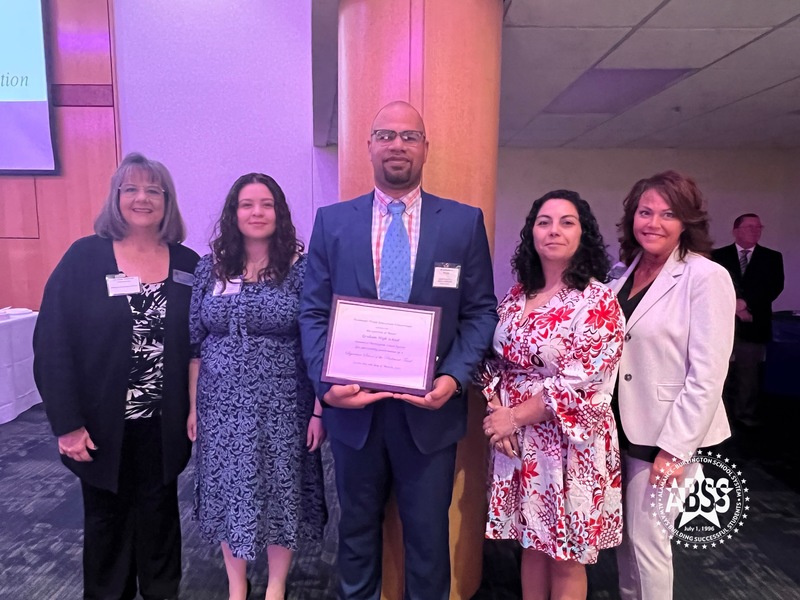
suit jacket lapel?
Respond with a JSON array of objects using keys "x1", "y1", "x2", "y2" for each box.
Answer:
[
  {"x1": 625, "y1": 248, "x2": 685, "y2": 330},
  {"x1": 352, "y1": 193, "x2": 378, "y2": 298},
  {"x1": 410, "y1": 192, "x2": 441, "y2": 303}
]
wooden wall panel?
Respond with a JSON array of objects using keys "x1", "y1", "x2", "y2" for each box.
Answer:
[
  {"x1": 423, "y1": 0, "x2": 502, "y2": 249},
  {"x1": 338, "y1": 3, "x2": 502, "y2": 599},
  {"x1": 0, "y1": 180, "x2": 38, "y2": 238},
  {"x1": 49, "y1": 0, "x2": 113, "y2": 85},
  {"x1": 338, "y1": 0, "x2": 411, "y2": 199},
  {"x1": 0, "y1": 0, "x2": 118, "y2": 310}
]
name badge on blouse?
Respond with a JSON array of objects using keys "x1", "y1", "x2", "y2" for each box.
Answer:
[
  {"x1": 212, "y1": 278, "x2": 242, "y2": 296},
  {"x1": 172, "y1": 269, "x2": 195, "y2": 286},
  {"x1": 106, "y1": 274, "x2": 142, "y2": 296},
  {"x1": 432, "y1": 263, "x2": 461, "y2": 289}
]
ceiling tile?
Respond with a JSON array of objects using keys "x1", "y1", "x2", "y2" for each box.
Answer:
[
  {"x1": 499, "y1": 68, "x2": 585, "y2": 135},
  {"x1": 645, "y1": 0, "x2": 800, "y2": 28},
  {"x1": 565, "y1": 128, "x2": 647, "y2": 148},
  {"x1": 707, "y1": 27, "x2": 800, "y2": 72},
  {"x1": 502, "y1": 26, "x2": 628, "y2": 70},
  {"x1": 599, "y1": 28, "x2": 769, "y2": 69},
  {"x1": 505, "y1": 0, "x2": 663, "y2": 27},
  {"x1": 499, "y1": 26, "x2": 631, "y2": 136},
  {"x1": 633, "y1": 118, "x2": 800, "y2": 148},
  {"x1": 636, "y1": 80, "x2": 800, "y2": 146},
  {"x1": 568, "y1": 69, "x2": 800, "y2": 146},
  {"x1": 544, "y1": 68, "x2": 691, "y2": 114},
  {"x1": 505, "y1": 113, "x2": 614, "y2": 147},
  {"x1": 710, "y1": 77, "x2": 800, "y2": 119}
]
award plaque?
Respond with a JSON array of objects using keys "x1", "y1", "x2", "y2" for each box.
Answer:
[{"x1": 321, "y1": 295, "x2": 442, "y2": 395}]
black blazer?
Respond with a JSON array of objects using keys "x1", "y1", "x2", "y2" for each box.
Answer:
[
  {"x1": 33, "y1": 235, "x2": 199, "y2": 492},
  {"x1": 711, "y1": 243, "x2": 784, "y2": 343}
]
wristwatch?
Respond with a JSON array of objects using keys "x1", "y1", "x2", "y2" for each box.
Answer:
[{"x1": 441, "y1": 373, "x2": 462, "y2": 396}]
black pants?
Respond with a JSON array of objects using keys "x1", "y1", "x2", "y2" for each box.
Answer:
[{"x1": 81, "y1": 417, "x2": 182, "y2": 600}]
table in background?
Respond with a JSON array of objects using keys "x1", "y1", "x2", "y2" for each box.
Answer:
[
  {"x1": 0, "y1": 312, "x2": 42, "y2": 424},
  {"x1": 764, "y1": 311, "x2": 800, "y2": 398}
]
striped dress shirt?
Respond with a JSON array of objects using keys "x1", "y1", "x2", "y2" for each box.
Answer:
[{"x1": 371, "y1": 186, "x2": 422, "y2": 294}]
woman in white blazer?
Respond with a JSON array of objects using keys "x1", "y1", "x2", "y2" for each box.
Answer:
[{"x1": 608, "y1": 171, "x2": 736, "y2": 600}]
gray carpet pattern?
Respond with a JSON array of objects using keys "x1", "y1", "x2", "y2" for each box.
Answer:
[{"x1": 1, "y1": 405, "x2": 799, "y2": 599}]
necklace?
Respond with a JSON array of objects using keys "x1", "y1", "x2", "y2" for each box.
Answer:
[{"x1": 526, "y1": 285, "x2": 566, "y2": 302}]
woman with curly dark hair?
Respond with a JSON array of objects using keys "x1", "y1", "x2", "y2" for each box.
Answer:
[
  {"x1": 187, "y1": 173, "x2": 326, "y2": 600},
  {"x1": 609, "y1": 171, "x2": 735, "y2": 600},
  {"x1": 479, "y1": 190, "x2": 625, "y2": 599}
]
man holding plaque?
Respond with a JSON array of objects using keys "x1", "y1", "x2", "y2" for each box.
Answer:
[{"x1": 299, "y1": 101, "x2": 497, "y2": 600}]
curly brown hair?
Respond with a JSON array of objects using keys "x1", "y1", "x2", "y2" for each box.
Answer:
[
  {"x1": 617, "y1": 170, "x2": 713, "y2": 265},
  {"x1": 210, "y1": 173, "x2": 303, "y2": 285},
  {"x1": 512, "y1": 190, "x2": 611, "y2": 294}
]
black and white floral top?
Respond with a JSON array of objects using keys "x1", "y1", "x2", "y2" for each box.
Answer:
[{"x1": 125, "y1": 281, "x2": 167, "y2": 419}]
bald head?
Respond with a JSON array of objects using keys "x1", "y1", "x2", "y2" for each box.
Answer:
[
  {"x1": 371, "y1": 101, "x2": 426, "y2": 134},
  {"x1": 368, "y1": 101, "x2": 429, "y2": 198}
]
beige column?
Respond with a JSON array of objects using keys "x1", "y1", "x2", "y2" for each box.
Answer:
[{"x1": 338, "y1": 1, "x2": 503, "y2": 598}]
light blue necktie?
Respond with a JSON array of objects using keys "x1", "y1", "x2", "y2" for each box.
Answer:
[{"x1": 380, "y1": 201, "x2": 411, "y2": 302}]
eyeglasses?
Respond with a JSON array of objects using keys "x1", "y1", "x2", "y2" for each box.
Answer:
[
  {"x1": 119, "y1": 184, "x2": 165, "y2": 199},
  {"x1": 736, "y1": 225, "x2": 764, "y2": 231},
  {"x1": 371, "y1": 129, "x2": 426, "y2": 144}
]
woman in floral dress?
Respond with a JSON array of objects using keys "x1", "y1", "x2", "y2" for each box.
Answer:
[{"x1": 480, "y1": 190, "x2": 625, "y2": 599}]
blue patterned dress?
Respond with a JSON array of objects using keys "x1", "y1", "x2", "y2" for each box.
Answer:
[{"x1": 189, "y1": 254, "x2": 325, "y2": 559}]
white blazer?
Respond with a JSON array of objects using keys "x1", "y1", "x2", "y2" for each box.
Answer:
[{"x1": 609, "y1": 249, "x2": 736, "y2": 462}]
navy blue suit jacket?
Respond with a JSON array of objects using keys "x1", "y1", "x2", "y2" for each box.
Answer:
[{"x1": 299, "y1": 191, "x2": 498, "y2": 454}]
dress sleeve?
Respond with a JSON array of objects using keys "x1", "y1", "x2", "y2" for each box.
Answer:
[
  {"x1": 189, "y1": 255, "x2": 213, "y2": 358},
  {"x1": 474, "y1": 285, "x2": 515, "y2": 400},
  {"x1": 541, "y1": 285, "x2": 625, "y2": 443},
  {"x1": 475, "y1": 354, "x2": 503, "y2": 401}
]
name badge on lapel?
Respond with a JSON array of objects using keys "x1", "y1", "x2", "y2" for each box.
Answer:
[
  {"x1": 213, "y1": 278, "x2": 242, "y2": 296},
  {"x1": 106, "y1": 274, "x2": 142, "y2": 296},
  {"x1": 173, "y1": 269, "x2": 195, "y2": 286},
  {"x1": 432, "y1": 263, "x2": 461, "y2": 289}
]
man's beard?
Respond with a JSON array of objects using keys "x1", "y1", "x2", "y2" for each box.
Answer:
[{"x1": 383, "y1": 164, "x2": 412, "y2": 185}]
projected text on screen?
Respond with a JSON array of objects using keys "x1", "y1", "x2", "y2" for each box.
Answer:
[{"x1": 0, "y1": 0, "x2": 57, "y2": 173}]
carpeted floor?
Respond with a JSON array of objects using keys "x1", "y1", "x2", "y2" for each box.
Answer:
[{"x1": 1, "y1": 402, "x2": 799, "y2": 599}]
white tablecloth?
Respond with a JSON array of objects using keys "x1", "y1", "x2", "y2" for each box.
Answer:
[{"x1": 0, "y1": 312, "x2": 42, "y2": 424}]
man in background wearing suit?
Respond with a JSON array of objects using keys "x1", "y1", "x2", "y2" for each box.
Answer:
[
  {"x1": 299, "y1": 101, "x2": 497, "y2": 600},
  {"x1": 712, "y1": 213, "x2": 784, "y2": 426}
]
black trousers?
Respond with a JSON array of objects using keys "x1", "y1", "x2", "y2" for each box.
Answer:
[{"x1": 81, "y1": 417, "x2": 182, "y2": 600}]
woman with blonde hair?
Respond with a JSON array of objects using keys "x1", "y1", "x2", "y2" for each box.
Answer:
[{"x1": 34, "y1": 152, "x2": 198, "y2": 599}]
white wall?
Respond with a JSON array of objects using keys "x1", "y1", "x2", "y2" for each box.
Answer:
[
  {"x1": 495, "y1": 148, "x2": 800, "y2": 310},
  {"x1": 114, "y1": 0, "x2": 315, "y2": 254},
  {"x1": 311, "y1": 145, "x2": 339, "y2": 213}
]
